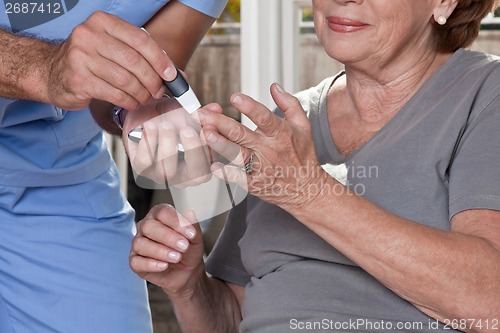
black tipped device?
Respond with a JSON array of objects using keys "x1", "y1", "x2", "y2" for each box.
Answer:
[
  {"x1": 127, "y1": 69, "x2": 201, "y2": 158},
  {"x1": 163, "y1": 70, "x2": 201, "y2": 114}
]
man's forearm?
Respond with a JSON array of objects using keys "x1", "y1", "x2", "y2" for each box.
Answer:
[
  {"x1": 0, "y1": 27, "x2": 58, "y2": 102},
  {"x1": 170, "y1": 275, "x2": 241, "y2": 333}
]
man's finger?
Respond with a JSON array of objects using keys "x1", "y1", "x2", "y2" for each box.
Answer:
[
  {"x1": 100, "y1": 12, "x2": 176, "y2": 82},
  {"x1": 87, "y1": 53, "x2": 153, "y2": 105}
]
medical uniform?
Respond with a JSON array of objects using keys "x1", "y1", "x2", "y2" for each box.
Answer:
[{"x1": 0, "y1": 1, "x2": 226, "y2": 332}]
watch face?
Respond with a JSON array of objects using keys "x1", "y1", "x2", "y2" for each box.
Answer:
[{"x1": 113, "y1": 106, "x2": 124, "y2": 130}]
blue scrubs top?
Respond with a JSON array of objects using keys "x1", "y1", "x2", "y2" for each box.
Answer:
[
  {"x1": 0, "y1": 1, "x2": 227, "y2": 333},
  {"x1": 0, "y1": 0, "x2": 226, "y2": 187}
]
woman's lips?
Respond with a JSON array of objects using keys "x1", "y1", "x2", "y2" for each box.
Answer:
[{"x1": 327, "y1": 16, "x2": 369, "y2": 33}]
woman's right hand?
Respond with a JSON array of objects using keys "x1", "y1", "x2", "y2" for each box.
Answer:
[{"x1": 129, "y1": 204, "x2": 206, "y2": 296}]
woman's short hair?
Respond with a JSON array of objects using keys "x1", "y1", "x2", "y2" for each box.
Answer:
[{"x1": 433, "y1": 0, "x2": 499, "y2": 52}]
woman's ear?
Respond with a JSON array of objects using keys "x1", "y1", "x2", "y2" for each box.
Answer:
[{"x1": 433, "y1": 0, "x2": 459, "y2": 24}]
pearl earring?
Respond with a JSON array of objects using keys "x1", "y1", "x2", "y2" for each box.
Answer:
[{"x1": 436, "y1": 16, "x2": 447, "y2": 25}]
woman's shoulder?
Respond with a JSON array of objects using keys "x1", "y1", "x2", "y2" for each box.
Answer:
[
  {"x1": 462, "y1": 49, "x2": 500, "y2": 97},
  {"x1": 436, "y1": 49, "x2": 500, "y2": 104},
  {"x1": 453, "y1": 49, "x2": 500, "y2": 76},
  {"x1": 460, "y1": 49, "x2": 499, "y2": 62}
]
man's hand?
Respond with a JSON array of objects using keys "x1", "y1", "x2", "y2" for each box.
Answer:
[{"x1": 47, "y1": 11, "x2": 175, "y2": 111}]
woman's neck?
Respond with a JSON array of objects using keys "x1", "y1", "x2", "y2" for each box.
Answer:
[{"x1": 336, "y1": 51, "x2": 453, "y2": 124}]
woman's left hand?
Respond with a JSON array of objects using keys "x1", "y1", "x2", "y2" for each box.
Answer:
[
  {"x1": 123, "y1": 97, "x2": 215, "y2": 189},
  {"x1": 197, "y1": 83, "x2": 329, "y2": 210}
]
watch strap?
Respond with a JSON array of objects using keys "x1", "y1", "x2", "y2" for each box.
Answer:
[{"x1": 113, "y1": 106, "x2": 126, "y2": 130}]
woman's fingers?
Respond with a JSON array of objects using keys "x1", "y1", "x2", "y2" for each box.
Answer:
[
  {"x1": 147, "y1": 204, "x2": 198, "y2": 236},
  {"x1": 198, "y1": 85, "x2": 308, "y2": 142},
  {"x1": 156, "y1": 121, "x2": 179, "y2": 181},
  {"x1": 196, "y1": 107, "x2": 259, "y2": 147},
  {"x1": 129, "y1": 208, "x2": 201, "y2": 276},
  {"x1": 136, "y1": 218, "x2": 190, "y2": 256},
  {"x1": 270, "y1": 83, "x2": 310, "y2": 129},
  {"x1": 133, "y1": 120, "x2": 159, "y2": 172},
  {"x1": 127, "y1": 117, "x2": 212, "y2": 187},
  {"x1": 131, "y1": 231, "x2": 183, "y2": 265},
  {"x1": 179, "y1": 127, "x2": 211, "y2": 181},
  {"x1": 204, "y1": 130, "x2": 247, "y2": 167},
  {"x1": 211, "y1": 163, "x2": 248, "y2": 189},
  {"x1": 230, "y1": 93, "x2": 285, "y2": 137},
  {"x1": 131, "y1": 205, "x2": 200, "y2": 267},
  {"x1": 129, "y1": 255, "x2": 169, "y2": 276}
]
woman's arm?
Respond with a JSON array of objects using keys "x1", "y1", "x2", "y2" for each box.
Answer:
[
  {"x1": 171, "y1": 278, "x2": 244, "y2": 333},
  {"x1": 197, "y1": 85, "x2": 500, "y2": 333},
  {"x1": 293, "y1": 186, "x2": 500, "y2": 332},
  {"x1": 129, "y1": 204, "x2": 243, "y2": 333}
]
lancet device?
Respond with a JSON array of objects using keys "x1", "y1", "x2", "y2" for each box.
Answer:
[
  {"x1": 164, "y1": 70, "x2": 201, "y2": 115},
  {"x1": 128, "y1": 69, "x2": 202, "y2": 157}
]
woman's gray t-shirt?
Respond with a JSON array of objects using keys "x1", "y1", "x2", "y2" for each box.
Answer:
[{"x1": 205, "y1": 49, "x2": 500, "y2": 332}]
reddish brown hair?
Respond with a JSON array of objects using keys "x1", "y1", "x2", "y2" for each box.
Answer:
[{"x1": 432, "y1": 0, "x2": 499, "y2": 52}]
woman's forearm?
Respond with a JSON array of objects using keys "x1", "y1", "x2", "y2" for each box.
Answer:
[
  {"x1": 289, "y1": 176, "x2": 500, "y2": 331},
  {"x1": 169, "y1": 272, "x2": 242, "y2": 333}
]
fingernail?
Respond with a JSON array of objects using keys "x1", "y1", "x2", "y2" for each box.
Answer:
[
  {"x1": 155, "y1": 87, "x2": 166, "y2": 99},
  {"x1": 181, "y1": 127, "x2": 196, "y2": 138},
  {"x1": 232, "y1": 95, "x2": 243, "y2": 106},
  {"x1": 211, "y1": 164, "x2": 223, "y2": 177},
  {"x1": 176, "y1": 240, "x2": 189, "y2": 251},
  {"x1": 168, "y1": 252, "x2": 181, "y2": 261},
  {"x1": 164, "y1": 66, "x2": 177, "y2": 81},
  {"x1": 275, "y1": 83, "x2": 286, "y2": 94},
  {"x1": 185, "y1": 228, "x2": 196, "y2": 239},
  {"x1": 204, "y1": 104, "x2": 220, "y2": 112},
  {"x1": 161, "y1": 121, "x2": 174, "y2": 130},
  {"x1": 207, "y1": 132, "x2": 218, "y2": 143},
  {"x1": 196, "y1": 111, "x2": 206, "y2": 122},
  {"x1": 156, "y1": 262, "x2": 168, "y2": 269}
]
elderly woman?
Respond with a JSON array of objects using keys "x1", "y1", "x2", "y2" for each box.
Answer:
[{"x1": 129, "y1": 0, "x2": 500, "y2": 332}]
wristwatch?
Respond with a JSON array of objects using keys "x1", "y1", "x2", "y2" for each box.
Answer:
[{"x1": 112, "y1": 105, "x2": 126, "y2": 130}]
